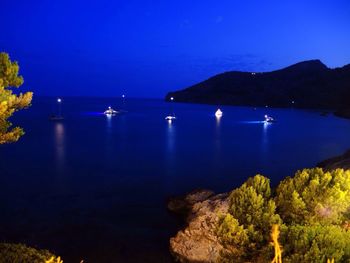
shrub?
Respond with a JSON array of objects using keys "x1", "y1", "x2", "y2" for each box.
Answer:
[
  {"x1": 0, "y1": 243, "x2": 58, "y2": 263},
  {"x1": 217, "y1": 168, "x2": 350, "y2": 262}
]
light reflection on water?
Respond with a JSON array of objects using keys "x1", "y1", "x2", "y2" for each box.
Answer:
[
  {"x1": 165, "y1": 119, "x2": 176, "y2": 182},
  {"x1": 214, "y1": 115, "x2": 222, "y2": 164},
  {"x1": 54, "y1": 122, "x2": 65, "y2": 165},
  {"x1": 106, "y1": 114, "x2": 112, "y2": 131},
  {"x1": 166, "y1": 120, "x2": 175, "y2": 157},
  {"x1": 261, "y1": 122, "x2": 270, "y2": 164}
]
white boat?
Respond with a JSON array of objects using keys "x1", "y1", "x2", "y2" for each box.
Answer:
[
  {"x1": 104, "y1": 106, "x2": 118, "y2": 115},
  {"x1": 165, "y1": 115, "x2": 176, "y2": 121},
  {"x1": 264, "y1": 115, "x2": 275, "y2": 123},
  {"x1": 215, "y1": 109, "x2": 223, "y2": 117}
]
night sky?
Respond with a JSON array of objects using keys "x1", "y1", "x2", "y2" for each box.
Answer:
[{"x1": 2, "y1": 0, "x2": 350, "y2": 98}]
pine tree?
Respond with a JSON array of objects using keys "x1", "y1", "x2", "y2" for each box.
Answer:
[{"x1": 0, "y1": 52, "x2": 33, "y2": 144}]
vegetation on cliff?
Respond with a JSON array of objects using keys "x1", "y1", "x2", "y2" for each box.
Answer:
[
  {"x1": 0, "y1": 243, "x2": 62, "y2": 263},
  {"x1": 217, "y1": 168, "x2": 350, "y2": 262},
  {"x1": 0, "y1": 52, "x2": 33, "y2": 144}
]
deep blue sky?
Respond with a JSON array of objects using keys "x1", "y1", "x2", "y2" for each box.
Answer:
[{"x1": 2, "y1": 0, "x2": 350, "y2": 98}]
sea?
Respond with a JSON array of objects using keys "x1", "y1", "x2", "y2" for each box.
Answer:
[{"x1": 1, "y1": 97, "x2": 350, "y2": 262}]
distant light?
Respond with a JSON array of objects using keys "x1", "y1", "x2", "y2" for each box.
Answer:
[
  {"x1": 57, "y1": 98, "x2": 62, "y2": 103},
  {"x1": 109, "y1": 106, "x2": 111, "y2": 109},
  {"x1": 170, "y1": 97, "x2": 174, "y2": 101},
  {"x1": 122, "y1": 94, "x2": 125, "y2": 98},
  {"x1": 215, "y1": 109, "x2": 223, "y2": 118},
  {"x1": 165, "y1": 115, "x2": 176, "y2": 121},
  {"x1": 265, "y1": 105, "x2": 268, "y2": 108},
  {"x1": 292, "y1": 100, "x2": 295, "y2": 104}
]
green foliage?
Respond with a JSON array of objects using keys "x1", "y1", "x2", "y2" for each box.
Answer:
[
  {"x1": 276, "y1": 168, "x2": 350, "y2": 224},
  {"x1": 229, "y1": 175, "x2": 281, "y2": 248},
  {"x1": 0, "y1": 52, "x2": 32, "y2": 144},
  {"x1": 0, "y1": 243, "x2": 57, "y2": 263},
  {"x1": 217, "y1": 168, "x2": 350, "y2": 262},
  {"x1": 217, "y1": 214, "x2": 249, "y2": 258},
  {"x1": 281, "y1": 224, "x2": 350, "y2": 263}
]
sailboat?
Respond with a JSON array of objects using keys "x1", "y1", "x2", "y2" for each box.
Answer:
[
  {"x1": 49, "y1": 98, "x2": 64, "y2": 121},
  {"x1": 165, "y1": 97, "x2": 176, "y2": 121}
]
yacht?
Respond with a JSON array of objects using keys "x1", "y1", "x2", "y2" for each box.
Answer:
[
  {"x1": 165, "y1": 115, "x2": 176, "y2": 121},
  {"x1": 104, "y1": 106, "x2": 118, "y2": 115},
  {"x1": 215, "y1": 109, "x2": 223, "y2": 117},
  {"x1": 264, "y1": 115, "x2": 275, "y2": 123}
]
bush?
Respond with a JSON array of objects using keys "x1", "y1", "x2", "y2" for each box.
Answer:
[
  {"x1": 275, "y1": 168, "x2": 350, "y2": 225},
  {"x1": 0, "y1": 243, "x2": 58, "y2": 263},
  {"x1": 217, "y1": 168, "x2": 350, "y2": 262},
  {"x1": 281, "y1": 224, "x2": 350, "y2": 263}
]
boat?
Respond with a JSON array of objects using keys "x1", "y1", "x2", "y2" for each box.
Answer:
[
  {"x1": 49, "y1": 98, "x2": 64, "y2": 121},
  {"x1": 165, "y1": 115, "x2": 176, "y2": 121},
  {"x1": 165, "y1": 97, "x2": 176, "y2": 121},
  {"x1": 49, "y1": 115, "x2": 64, "y2": 121},
  {"x1": 264, "y1": 115, "x2": 276, "y2": 123},
  {"x1": 104, "y1": 106, "x2": 118, "y2": 115},
  {"x1": 215, "y1": 109, "x2": 223, "y2": 117}
]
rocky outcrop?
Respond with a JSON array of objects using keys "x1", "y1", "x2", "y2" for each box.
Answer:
[
  {"x1": 169, "y1": 190, "x2": 230, "y2": 263},
  {"x1": 334, "y1": 109, "x2": 350, "y2": 120},
  {"x1": 318, "y1": 150, "x2": 350, "y2": 171}
]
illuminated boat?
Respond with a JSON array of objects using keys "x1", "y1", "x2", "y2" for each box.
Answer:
[
  {"x1": 104, "y1": 106, "x2": 118, "y2": 115},
  {"x1": 215, "y1": 109, "x2": 223, "y2": 117},
  {"x1": 264, "y1": 115, "x2": 275, "y2": 123},
  {"x1": 165, "y1": 115, "x2": 176, "y2": 121}
]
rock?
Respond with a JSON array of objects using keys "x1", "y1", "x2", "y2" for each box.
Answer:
[
  {"x1": 334, "y1": 109, "x2": 350, "y2": 120},
  {"x1": 167, "y1": 189, "x2": 215, "y2": 214},
  {"x1": 318, "y1": 150, "x2": 350, "y2": 171},
  {"x1": 169, "y1": 191, "x2": 229, "y2": 263}
]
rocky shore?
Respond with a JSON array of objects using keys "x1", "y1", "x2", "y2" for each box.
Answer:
[
  {"x1": 334, "y1": 109, "x2": 350, "y2": 120},
  {"x1": 169, "y1": 150, "x2": 350, "y2": 262},
  {"x1": 168, "y1": 190, "x2": 229, "y2": 262},
  {"x1": 318, "y1": 150, "x2": 350, "y2": 171}
]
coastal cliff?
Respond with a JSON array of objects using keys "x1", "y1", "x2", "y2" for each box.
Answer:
[
  {"x1": 169, "y1": 155, "x2": 350, "y2": 263},
  {"x1": 169, "y1": 190, "x2": 229, "y2": 262},
  {"x1": 166, "y1": 60, "x2": 350, "y2": 110}
]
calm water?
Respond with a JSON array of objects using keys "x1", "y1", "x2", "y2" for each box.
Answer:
[{"x1": 1, "y1": 97, "x2": 350, "y2": 262}]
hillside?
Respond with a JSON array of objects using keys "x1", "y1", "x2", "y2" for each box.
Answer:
[{"x1": 166, "y1": 60, "x2": 350, "y2": 109}]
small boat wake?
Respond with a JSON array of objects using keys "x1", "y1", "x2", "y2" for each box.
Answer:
[{"x1": 239, "y1": 120, "x2": 266, "y2": 124}]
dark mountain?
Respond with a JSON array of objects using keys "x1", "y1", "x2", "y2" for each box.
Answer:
[{"x1": 165, "y1": 60, "x2": 350, "y2": 109}]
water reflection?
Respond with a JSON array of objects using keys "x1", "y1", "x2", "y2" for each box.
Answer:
[
  {"x1": 261, "y1": 122, "x2": 270, "y2": 158},
  {"x1": 54, "y1": 122, "x2": 65, "y2": 167},
  {"x1": 214, "y1": 114, "x2": 222, "y2": 154},
  {"x1": 215, "y1": 115, "x2": 222, "y2": 127},
  {"x1": 106, "y1": 114, "x2": 112, "y2": 133},
  {"x1": 166, "y1": 120, "x2": 175, "y2": 154}
]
